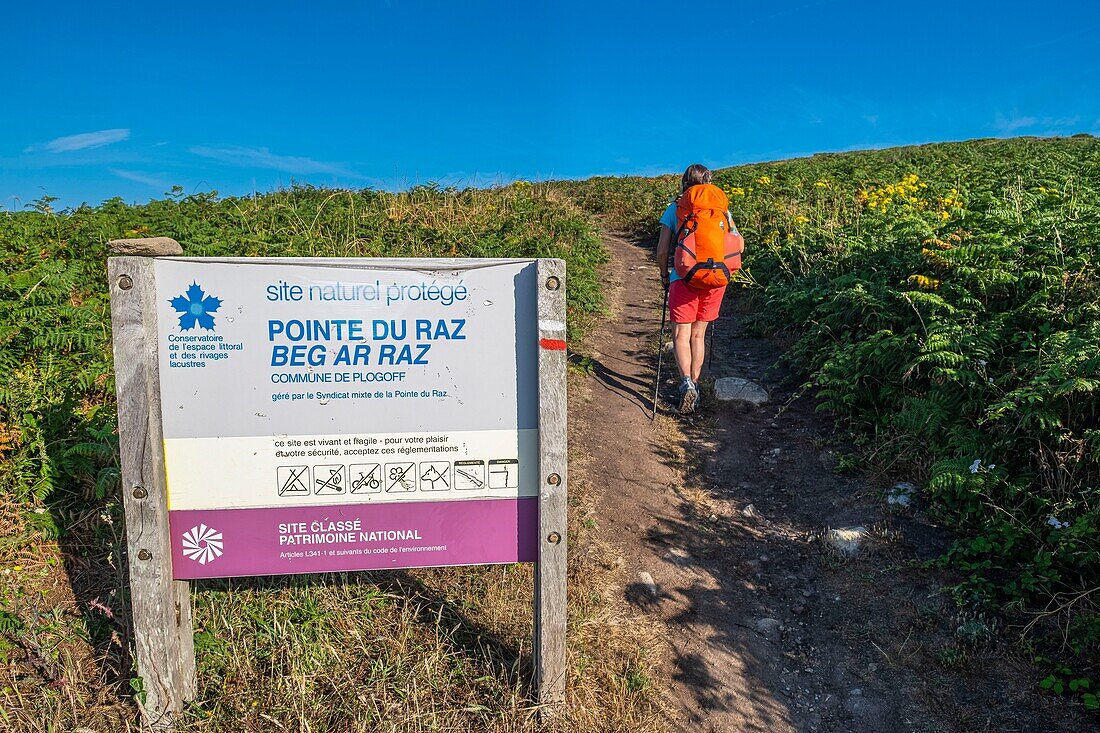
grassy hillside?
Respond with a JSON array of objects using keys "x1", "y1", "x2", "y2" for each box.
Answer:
[
  {"x1": 0, "y1": 185, "x2": 667, "y2": 731},
  {"x1": 560, "y1": 136, "x2": 1100, "y2": 706},
  {"x1": 3, "y1": 136, "x2": 1098, "y2": 727}
]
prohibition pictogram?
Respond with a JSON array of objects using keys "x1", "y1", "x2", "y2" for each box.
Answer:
[
  {"x1": 386, "y1": 462, "x2": 416, "y2": 492},
  {"x1": 313, "y1": 465, "x2": 347, "y2": 495},
  {"x1": 276, "y1": 465, "x2": 310, "y2": 496},
  {"x1": 350, "y1": 463, "x2": 382, "y2": 493},
  {"x1": 419, "y1": 461, "x2": 451, "y2": 491}
]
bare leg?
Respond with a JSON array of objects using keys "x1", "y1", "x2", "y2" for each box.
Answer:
[
  {"x1": 689, "y1": 321, "x2": 710, "y2": 382},
  {"x1": 672, "y1": 322, "x2": 692, "y2": 379}
]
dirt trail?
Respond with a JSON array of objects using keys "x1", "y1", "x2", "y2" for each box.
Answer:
[{"x1": 572, "y1": 235, "x2": 1083, "y2": 733}]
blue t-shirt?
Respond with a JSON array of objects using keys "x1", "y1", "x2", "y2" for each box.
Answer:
[
  {"x1": 659, "y1": 202, "x2": 682, "y2": 281},
  {"x1": 659, "y1": 201, "x2": 678, "y2": 231}
]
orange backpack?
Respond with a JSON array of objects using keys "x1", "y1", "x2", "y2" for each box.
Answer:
[{"x1": 673, "y1": 184, "x2": 745, "y2": 289}]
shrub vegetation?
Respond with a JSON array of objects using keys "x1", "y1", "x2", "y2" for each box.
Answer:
[{"x1": 559, "y1": 136, "x2": 1100, "y2": 705}]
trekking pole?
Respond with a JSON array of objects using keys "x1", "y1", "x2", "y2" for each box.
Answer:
[
  {"x1": 652, "y1": 281, "x2": 670, "y2": 420},
  {"x1": 706, "y1": 313, "x2": 715, "y2": 377}
]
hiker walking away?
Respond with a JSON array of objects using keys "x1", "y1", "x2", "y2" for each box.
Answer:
[{"x1": 655, "y1": 163, "x2": 744, "y2": 414}]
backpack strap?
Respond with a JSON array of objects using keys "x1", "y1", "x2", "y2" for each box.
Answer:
[
  {"x1": 674, "y1": 213, "x2": 697, "y2": 261},
  {"x1": 675, "y1": 212, "x2": 696, "y2": 243},
  {"x1": 682, "y1": 261, "x2": 732, "y2": 285}
]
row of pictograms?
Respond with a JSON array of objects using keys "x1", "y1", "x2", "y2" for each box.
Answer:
[{"x1": 276, "y1": 459, "x2": 519, "y2": 497}]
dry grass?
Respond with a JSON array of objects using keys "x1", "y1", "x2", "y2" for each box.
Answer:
[
  {"x1": 0, "y1": 417, "x2": 667, "y2": 733},
  {"x1": 0, "y1": 495, "x2": 134, "y2": 732}
]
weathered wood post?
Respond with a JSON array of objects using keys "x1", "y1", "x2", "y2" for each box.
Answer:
[
  {"x1": 535, "y1": 259, "x2": 568, "y2": 709},
  {"x1": 108, "y1": 238, "x2": 195, "y2": 730}
]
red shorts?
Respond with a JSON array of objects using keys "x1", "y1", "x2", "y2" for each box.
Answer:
[{"x1": 669, "y1": 279, "x2": 726, "y2": 323}]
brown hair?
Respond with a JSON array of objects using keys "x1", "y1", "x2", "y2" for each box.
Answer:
[{"x1": 681, "y1": 163, "x2": 712, "y2": 192}]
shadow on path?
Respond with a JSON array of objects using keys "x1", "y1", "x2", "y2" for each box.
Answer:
[{"x1": 580, "y1": 234, "x2": 1084, "y2": 733}]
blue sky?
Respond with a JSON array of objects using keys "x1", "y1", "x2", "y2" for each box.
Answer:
[{"x1": 2, "y1": 0, "x2": 1098, "y2": 208}]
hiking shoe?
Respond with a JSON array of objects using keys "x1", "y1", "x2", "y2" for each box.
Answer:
[{"x1": 678, "y1": 378, "x2": 698, "y2": 415}]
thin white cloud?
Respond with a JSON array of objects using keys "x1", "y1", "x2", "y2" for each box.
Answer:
[
  {"x1": 993, "y1": 114, "x2": 1080, "y2": 135},
  {"x1": 110, "y1": 169, "x2": 172, "y2": 189},
  {"x1": 26, "y1": 128, "x2": 131, "y2": 153},
  {"x1": 993, "y1": 114, "x2": 1038, "y2": 134},
  {"x1": 189, "y1": 145, "x2": 359, "y2": 177}
]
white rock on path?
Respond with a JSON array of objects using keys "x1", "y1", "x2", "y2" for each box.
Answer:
[
  {"x1": 714, "y1": 377, "x2": 769, "y2": 406},
  {"x1": 638, "y1": 571, "x2": 658, "y2": 598},
  {"x1": 825, "y1": 526, "x2": 869, "y2": 557}
]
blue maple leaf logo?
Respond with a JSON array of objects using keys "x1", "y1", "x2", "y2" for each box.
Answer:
[{"x1": 170, "y1": 282, "x2": 222, "y2": 331}]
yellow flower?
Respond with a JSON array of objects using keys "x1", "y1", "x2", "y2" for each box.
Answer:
[
  {"x1": 727, "y1": 186, "x2": 745, "y2": 197},
  {"x1": 939, "y1": 211, "x2": 950, "y2": 221},
  {"x1": 794, "y1": 215, "x2": 809, "y2": 226},
  {"x1": 907, "y1": 274, "x2": 941, "y2": 291},
  {"x1": 756, "y1": 175, "x2": 771, "y2": 185},
  {"x1": 814, "y1": 180, "x2": 830, "y2": 188}
]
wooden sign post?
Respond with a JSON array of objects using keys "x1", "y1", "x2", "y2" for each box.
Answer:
[
  {"x1": 535, "y1": 259, "x2": 568, "y2": 707},
  {"x1": 109, "y1": 255, "x2": 196, "y2": 729},
  {"x1": 108, "y1": 252, "x2": 567, "y2": 729}
]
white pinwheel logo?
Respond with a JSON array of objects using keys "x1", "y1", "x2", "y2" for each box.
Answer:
[{"x1": 181, "y1": 524, "x2": 224, "y2": 565}]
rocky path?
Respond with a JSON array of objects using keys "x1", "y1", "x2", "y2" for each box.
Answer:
[{"x1": 570, "y1": 235, "x2": 1082, "y2": 733}]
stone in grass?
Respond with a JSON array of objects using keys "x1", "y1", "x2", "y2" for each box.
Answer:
[
  {"x1": 108, "y1": 236, "x2": 183, "y2": 256},
  {"x1": 714, "y1": 377, "x2": 769, "y2": 406},
  {"x1": 886, "y1": 482, "x2": 917, "y2": 508},
  {"x1": 825, "y1": 526, "x2": 869, "y2": 557}
]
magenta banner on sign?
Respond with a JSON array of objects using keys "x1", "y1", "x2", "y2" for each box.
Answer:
[{"x1": 168, "y1": 497, "x2": 537, "y2": 579}]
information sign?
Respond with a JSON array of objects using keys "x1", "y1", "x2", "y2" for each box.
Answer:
[
  {"x1": 108, "y1": 254, "x2": 568, "y2": 726},
  {"x1": 152, "y1": 259, "x2": 540, "y2": 578}
]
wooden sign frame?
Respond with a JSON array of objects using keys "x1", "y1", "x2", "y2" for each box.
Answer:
[{"x1": 108, "y1": 253, "x2": 567, "y2": 729}]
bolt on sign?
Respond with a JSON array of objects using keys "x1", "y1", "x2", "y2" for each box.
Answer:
[{"x1": 109, "y1": 254, "x2": 568, "y2": 729}]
